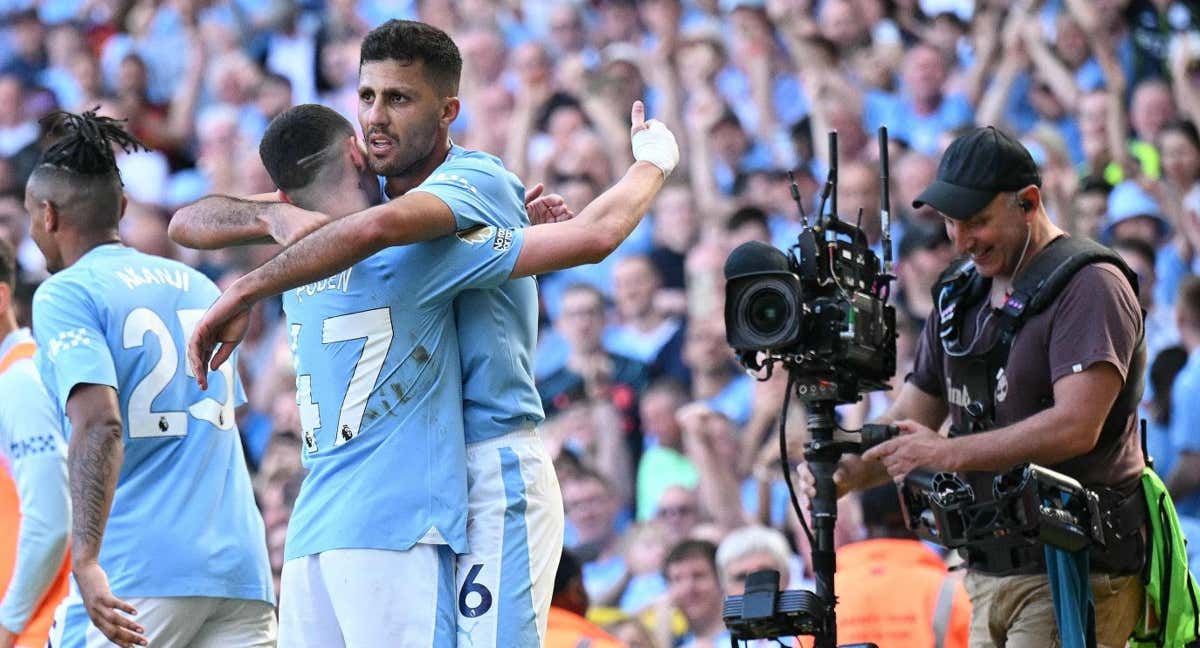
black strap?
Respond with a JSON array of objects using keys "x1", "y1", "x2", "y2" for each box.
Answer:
[
  {"x1": 1004, "y1": 235, "x2": 1139, "y2": 319},
  {"x1": 1003, "y1": 237, "x2": 1147, "y2": 426},
  {"x1": 934, "y1": 236, "x2": 1144, "y2": 433},
  {"x1": 933, "y1": 258, "x2": 988, "y2": 345}
]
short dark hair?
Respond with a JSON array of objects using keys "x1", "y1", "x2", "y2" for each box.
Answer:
[
  {"x1": 561, "y1": 282, "x2": 606, "y2": 309},
  {"x1": 860, "y1": 484, "x2": 915, "y2": 539},
  {"x1": 1160, "y1": 119, "x2": 1200, "y2": 152},
  {"x1": 553, "y1": 548, "x2": 582, "y2": 598},
  {"x1": 726, "y1": 206, "x2": 769, "y2": 232},
  {"x1": 360, "y1": 20, "x2": 463, "y2": 96},
  {"x1": 536, "y1": 92, "x2": 586, "y2": 133},
  {"x1": 1078, "y1": 174, "x2": 1114, "y2": 196},
  {"x1": 1178, "y1": 275, "x2": 1200, "y2": 329},
  {"x1": 1148, "y1": 345, "x2": 1187, "y2": 426},
  {"x1": 664, "y1": 539, "x2": 718, "y2": 579},
  {"x1": 0, "y1": 236, "x2": 15, "y2": 289},
  {"x1": 1111, "y1": 237, "x2": 1157, "y2": 269},
  {"x1": 259, "y1": 104, "x2": 356, "y2": 193},
  {"x1": 568, "y1": 465, "x2": 614, "y2": 494}
]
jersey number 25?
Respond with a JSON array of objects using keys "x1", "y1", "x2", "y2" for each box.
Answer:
[{"x1": 123, "y1": 307, "x2": 237, "y2": 438}]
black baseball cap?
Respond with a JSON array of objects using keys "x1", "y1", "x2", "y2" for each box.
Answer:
[{"x1": 912, "y1": 126, "x2": 1042, "y2": 220}]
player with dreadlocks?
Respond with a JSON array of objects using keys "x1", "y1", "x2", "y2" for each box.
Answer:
[{"x1": 25, "y1": 110, "x2": 275, "y2": 648}]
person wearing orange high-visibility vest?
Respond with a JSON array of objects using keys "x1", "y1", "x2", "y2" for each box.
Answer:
[
  {"x1": 0, "y1": 237, "x2": 69, "y2": 648},
  {"x1": 831, "y1": 484, "x2": 971, "y2": 648}
]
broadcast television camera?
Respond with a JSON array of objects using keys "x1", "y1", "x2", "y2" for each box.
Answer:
[
  {"x1": 720, "y1": 130, "x2": 899, "y2": 648},
  {"x1": 723, "y1": 196, "x2": 895, "y2": 404}
]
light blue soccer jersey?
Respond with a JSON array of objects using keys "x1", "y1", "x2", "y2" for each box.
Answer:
[
  {"x1": 30, "y1": 243, "x2": 272, "y2": 603},
  {"x1": 280, "y1": 184, "x2": 526, "y2": 560},
  {"x1": 413, "y1": 144, "x2": 544, "y2": 445}
]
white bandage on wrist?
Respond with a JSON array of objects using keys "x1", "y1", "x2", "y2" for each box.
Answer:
[{"x1": 632, "y1": 121, "x2": 680, "y2": 179}]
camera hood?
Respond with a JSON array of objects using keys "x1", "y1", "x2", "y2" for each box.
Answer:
[{"x1": 724, "y1": 241, "x2": 793, "y2": 281}]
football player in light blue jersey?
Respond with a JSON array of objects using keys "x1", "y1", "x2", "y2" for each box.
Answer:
[
  {"x1": 23, "y1": 111, "x2": 274, "y2": 648},
  {"x1": 178, "y1": 20, "x2": 679, "y2": 648},
  {"x1": 177, "y1": 101, "x2": 675, "y2": 647},
  {"x1": 261, "y1": 104, "x2": 535, "y2": 648}
]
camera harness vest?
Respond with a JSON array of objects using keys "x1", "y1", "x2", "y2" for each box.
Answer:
[
  {"x1": 932, "y1": 235, "x2": 1144, "y2": 436},
  {"x1": 933, "y1": 235, "x2": 1155, "y2": 579}
]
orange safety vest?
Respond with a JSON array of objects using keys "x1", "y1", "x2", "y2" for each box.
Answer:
[
  {"x1": 798, "y1": 538, "x2": 971, "y2": 648},
  {"x1": 0, "y1": 340, "x2": 70, "y2": 646},
  {"x1": 544, "y1": 606, "x2": 627, "y2": 648}
]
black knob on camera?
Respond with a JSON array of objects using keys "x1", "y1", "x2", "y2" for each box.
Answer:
[{"x1": 858, "y1": 424, "x2": 899, "y2": 452}]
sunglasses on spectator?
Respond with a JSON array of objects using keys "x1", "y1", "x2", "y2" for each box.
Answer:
[
  {"x1": 727, "y1": 571, "x2": 752, "y2": 583},
  {"x1": 656, "y1": 504, "x2": 696, "y2": 518}
]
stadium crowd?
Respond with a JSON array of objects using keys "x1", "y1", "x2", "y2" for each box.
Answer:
[{"x1": 1, "y1": 0, "x2": 1199, "y2": 646}]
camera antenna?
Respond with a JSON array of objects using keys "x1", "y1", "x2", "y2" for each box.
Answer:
[
  {"x1": 879, "y1": 126, "x2": 893, "y2": 276},
  {"x1": 788, "y1": 170, "x2": 809, "y2": 227},
  {"x1": 815, "y1": 131, "x2": 837, "y2": 234},
  {"x1": 827, "y1": 131, "x2": 838, "y2": 224}
]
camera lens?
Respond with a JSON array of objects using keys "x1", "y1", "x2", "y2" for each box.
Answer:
[
  {"x1": 747, "y1": 288, "x2": 790, "y2": 336},
  {"x1": 726, "y1": 272, "x2": 801, "y2": 350}
]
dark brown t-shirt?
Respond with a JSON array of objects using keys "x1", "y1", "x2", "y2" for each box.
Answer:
[{"x1": 909, "y1": 261, "x2": 1146, "y2": 491}]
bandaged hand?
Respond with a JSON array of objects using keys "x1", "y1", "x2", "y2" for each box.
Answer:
[{"x1": 630, "y1": 100, "x2": 679, "y2": 179}]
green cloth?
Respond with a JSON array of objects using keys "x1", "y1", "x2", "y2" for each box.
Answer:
[
  {"x1": 635, "y1": 446, "x2": 699, "y2": 521},
  {"x1": 1131, "y1": 468, "x2": 1200, "y2": 647},
  {"x1": 1101, "y1": 140, "x2": 1161, "y2": 185}
]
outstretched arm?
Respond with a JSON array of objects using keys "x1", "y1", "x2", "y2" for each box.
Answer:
[
  {"x1": 511, "y1": 101, "x2": 677, "y2": 276},
  {"x1": 864, "y1": 363, "x2": 1123, "y2": 479},
  {"x1": 167, "y1": 193, "x2": 316, "y2": 249},
  {"x1": 512, "y1": 164, "x2": 665, "y2": 276},
  {"x1": 189, "y1": 102, "x2": 672, "y2": 381},
  {"x1": 171, "y1": 187, "x2": 571, "y2": 250}
]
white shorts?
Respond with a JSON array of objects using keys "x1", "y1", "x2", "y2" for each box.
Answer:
[
  {"x1": 278, "y1": 546, "x2": 456, "y2": 648},
  {"x1": 458, "y1": 429, "x2": 564, "y2": 648},
  {"x1": 49, "y1": 592, "x2": 275, "y2": 648}
]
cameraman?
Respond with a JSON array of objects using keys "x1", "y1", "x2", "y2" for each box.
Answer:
[{"x1": 822, "y1": 127, "x2": 1147, "y2": 647}]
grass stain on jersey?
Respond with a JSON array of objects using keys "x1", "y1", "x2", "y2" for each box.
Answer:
[{"x1": 412, "y1": 345, "x2": 429, "y2": 363}]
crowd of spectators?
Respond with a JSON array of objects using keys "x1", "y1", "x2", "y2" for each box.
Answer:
[{"x1": 1, "y1": 0, "x2": 1199, "y2": 646}]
